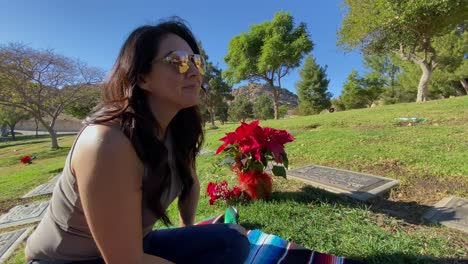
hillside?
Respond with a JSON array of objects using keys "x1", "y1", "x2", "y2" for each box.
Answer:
[{"x1": 232, "y1": 83, "x2": 299, "y2": 108}]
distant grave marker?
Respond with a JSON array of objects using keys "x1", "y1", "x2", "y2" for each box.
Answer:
[
  {"x1": 199, "y1": 149, "x2": 215, "y2": 155},
  {"x1": 49, "y1": 173, "x2": 61, "y2": 184},
  {"x1": 22, "y1": 183, "x2": 55, "y2": 198},
  {"x1": 423, "y1": 196, "x2": 468, "y2": 234},
  {"x1": 288, "y1": 165, "x2": 399, "y2": 201},
  {"x1": 0, "y1": 201, "x2": 49, "y2": 229},
  {"x1": 0, "y1": 227, "x2": 33, "y2": 263}
]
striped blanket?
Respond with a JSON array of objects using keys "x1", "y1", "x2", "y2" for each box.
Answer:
[{"x1": 197, "y1": 212, "x2": 362, "y2": 264}]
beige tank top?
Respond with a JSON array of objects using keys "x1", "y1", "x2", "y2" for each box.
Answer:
[{"x1": 25, "y1": 127, "x2": 182, "y2": 261}]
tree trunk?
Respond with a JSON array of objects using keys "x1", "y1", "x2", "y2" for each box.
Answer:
[
  {"x1": 269, "y1": 80, "x2": 280, "y2": 120},
  {"x1": 416, "y1": 62, "x2": 432, "y2": 102},
  {"x1": 34, "y1": 118, "x2": 39, "y2": 138},
  {"x1": 8, "y1": 124, "x2": 16, "y2": 140},
  {"x1": 460, "y1": 79, "x2": 468, "y2": 94},
  {"x1": 36, "y1": 115, "x2": 60, "y2": 148},
  {"x1": 1, "y1": 124, "x2": 7, "y2": 137},
  {"x1": 48, "y1": 127, "x2": 59, "y2": 149},
  {"x1": 209, "y1": 108, "x2": 216, "y2": 127}
]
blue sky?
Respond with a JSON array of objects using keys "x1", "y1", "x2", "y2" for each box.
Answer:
[{"x1": 0, "y1": 0, "x2": 365, "y2": 97}]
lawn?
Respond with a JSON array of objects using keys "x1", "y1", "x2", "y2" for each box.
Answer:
[{"x1": 1, "y1": 96, "x2": 467, "y2": 263}]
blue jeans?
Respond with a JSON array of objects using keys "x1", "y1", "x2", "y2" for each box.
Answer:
[{"x1": 28, "y1": 224, "x2": 250, "y2": 264}]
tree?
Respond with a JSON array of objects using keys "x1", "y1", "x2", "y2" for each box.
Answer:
[
  {"x1": 64, "y1": 84, "x2": 101, "y2": 119},
  {"x1": 432, "y1": 27, "x2": 468, "y2": 94},
  {"x1": 253, "y1": 94, "x2": 274, "y2": 120},
  {"x1": 278, "y1": 105, "x2": 289, "y2": 119},
  {"x1": 340, "y1": 70, "x2": 368, "y2": 109},
  {"x1": 0, "y1": 43, "x2": 104, "y2": 148},
  {"x1": 228, "y1": 95, "x2": 253, "y2": 122},
  {"x1": 361, "y1": 72, "x2": 386, "y2": 107},
  {"x1": 295, "y1": 55, "x2": 332, "y2": 115},
  {"x1": 224, "y1": 12, "x2": 313, "y2": 119},
  {"x1": 331, "y1": 97, "x2": 346, "y2": 112},
  {"x1": 338, "y1": 0, "x2": 468, "y2": 102},
  {"x1": 199, "y1": 43, "x2": 233, "y2": 127},
  {"x1": 363, "y1": 54, "x2": 400, "y2": 104},
  {"x1": 341, "y1": 70, "x2": 386, "y2": 109},
  {"x1": 215, "y1": 101, "x2": 229, "y2": 125},
  {"x1": 0, "y1": 105, "x2": 31, "y2": 140}
]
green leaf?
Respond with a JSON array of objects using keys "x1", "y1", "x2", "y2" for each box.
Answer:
[
  {"x1": 281, "y1": 153, "x2": 289, "y2": 169},
  {"x1": 272, "y1": 165, "x2": 287, "y2": 179},
  {"x1": 252, "y1": 160, "x2": 264, "y2": 173}
]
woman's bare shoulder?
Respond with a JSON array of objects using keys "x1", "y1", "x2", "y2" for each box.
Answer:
[
  {"x1": 72, "y1": 122, "x2": 143, "y2": 178},
  {"x1": 77, "y1": 121, "x2": 128, "y2": 149}
]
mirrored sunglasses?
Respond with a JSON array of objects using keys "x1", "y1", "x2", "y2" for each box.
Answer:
[{"x1": 153, "y1": 51, "x2": 206, "y2": 75}]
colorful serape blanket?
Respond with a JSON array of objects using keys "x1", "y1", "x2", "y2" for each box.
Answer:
[{"x1": 197, "y1": 212, "x2": 363, "y2": 264}]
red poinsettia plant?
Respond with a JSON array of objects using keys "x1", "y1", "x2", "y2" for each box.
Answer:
[
  {"x1": 214, "y1": 120, "x2": 295, "y2": 200},
  {"x1": 19, "y1": 155, "x2": 35, "y2": 165},
  {"x1": 206, "y1": 180, "x2": 243, "y2": 206}
]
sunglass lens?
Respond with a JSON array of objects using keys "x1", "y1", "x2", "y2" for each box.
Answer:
[
  {"x1": 176, "y1": 53, "x2": 189, "y2": 73},
  {"x1": 193, "y1": 56, "x2": 205, "y2": 75}
]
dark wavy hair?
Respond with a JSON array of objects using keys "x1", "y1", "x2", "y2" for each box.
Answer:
[{"x1": 85, "y1": 19, "x2": 204, "y2": 225}]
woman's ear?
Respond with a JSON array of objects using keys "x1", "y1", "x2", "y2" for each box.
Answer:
[{"x1": 137, "y1": 73, "x2": 150, "y2": 92}]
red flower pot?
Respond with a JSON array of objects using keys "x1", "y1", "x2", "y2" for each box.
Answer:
[{"x1": 237, "y1": 171, "x2": 272, "y2": 200}]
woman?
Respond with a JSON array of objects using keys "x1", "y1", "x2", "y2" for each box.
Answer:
[{"x1": 25, "y1": 19, "x2": 250, "y2": 264}]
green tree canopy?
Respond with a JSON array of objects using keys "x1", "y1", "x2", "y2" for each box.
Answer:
[
  {"x1": 340, "y1": 70, "x2": 368, "y2": 109},
  {"x1": 0, "y1": 105, "x2": 31, "y2": 140},
  {"x1": 228, "y1": 95, "x2": 253, "y2": 122},
  {"x1": 215, "y1": 101, "x2": 229, "y2": 125},
  {"x1": 224, "y1": 11, "x2": 313, "y2": 119},
  {"x1": 295, "y1": 55, "x2": 332, "y2": 115},
  {"x1": 253, "y1": 94, "x2": 274, "y2": 120},
  {"x1": 64, "y1": 84, "x2": 101, "y2": 119},
  {"x1": 338, "y1": 0, "x2": 468, "y2": 102},
  {"x1": 199, "y1": 43, "x2": 233, "y2": 127}
]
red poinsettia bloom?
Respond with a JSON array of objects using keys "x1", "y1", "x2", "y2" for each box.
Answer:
[
  {"x1": 206, "y1": 180, "x2": 243, "y2": 206},
  {"x1": 19, "y1": 155, "x2": 32, "y2": 164},
  {"x1": 215, "y1": 120, "x2": 294, "y2": 200},
  {"x1": 216, "y1": 120, "x2": 294, "y2": 165}
]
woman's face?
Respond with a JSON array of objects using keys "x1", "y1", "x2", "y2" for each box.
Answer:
[{"x1": 139, "y1": 33, "x2": 203, "y2": 111}]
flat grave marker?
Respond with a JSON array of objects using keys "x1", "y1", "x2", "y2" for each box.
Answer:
[
  {"x1": 49, "y1": 173, "x2": 61, "y2": 184},
  {"x1": 0, "y1": 201, "x2": 49, "y2": 229},
  {"x1": 0, "y1": 227, "x2": 33, "y2": 263},
  {"x1": 22, "y1": 183, "x2": 55, "y2": 198},
  {"x1": 199, "y1": 149, "x2": 215, "y2": 155},
  {"x1": 423, "y1": 196, "x2": 468, "y2": 234},
  {"x1": 287, "y1": 165, "x2": 399, "y2": 201}
]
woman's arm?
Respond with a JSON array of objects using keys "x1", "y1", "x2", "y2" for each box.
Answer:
[
  {"x1": 178, "y1": 162, "x2": 200, "y2": 227},
  {"x1": 73, "y1": 125, "x2": 173, "y2": 264}
]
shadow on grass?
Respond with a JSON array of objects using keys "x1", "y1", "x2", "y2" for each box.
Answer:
[
  {"x1": 241, "y1": 220, "x2": 265, "y2": 230},
  {"x1": 270, "y1": 186, "x2": 445, "y2": 226}
]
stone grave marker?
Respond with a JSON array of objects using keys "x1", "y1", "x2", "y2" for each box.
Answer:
[
  {"x1": 287, "y1": 164, "x2": 399, "y2": 201},
  {"x1": 0, "y1": 201, "x2": 49, "y2": 229},
  {"x1": 423, "y1": 196, "x2": 468, "y2": 233},
  {"x1": 22, "y1": 183, "x2": 55, "y2": 198},
  {"x1": 199, "y1": 149, "x2": 215, "y2": 155},
  {"x1": 49, "y1": 173, "x2": 62, "y2": 184},
  {"x1": 0, "y1": 227, "x2": 33, "y2": 263}
]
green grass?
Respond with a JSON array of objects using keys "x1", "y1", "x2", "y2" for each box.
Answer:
[{"x1": 1, "y1": 96, "x2": 468, "y2": 263}]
